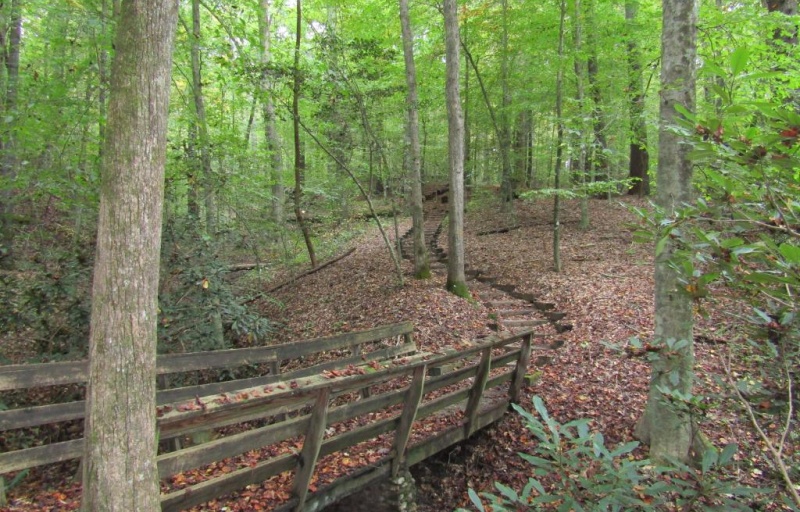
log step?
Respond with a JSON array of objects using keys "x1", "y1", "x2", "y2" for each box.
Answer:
[
  {"x1": 497, "y1": 309, "x2": 537, "y2": 317},
  {"x1": 502, "y1": 319, "x2": 549, "y2": 328},
  {"x1": 545, "y1": 311, "x2": 567, "y2": 321},
  {"x1": 486, "y1": 300, "x2": 520, "y2": 308}
]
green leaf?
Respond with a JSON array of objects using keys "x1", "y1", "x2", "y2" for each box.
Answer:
[
  {"x1": 701, "y1": 446, "x2": 719, "y2": 473},
  {"x1": 730, "y1": 47, "x2": 750, "y2": 76},
  {"x1": 494, "y1": 482, "x2": 518, "y2": 502},
  {"x1": 467, "y1": 488, "x2": 485, "y2": 512},
  {"x1": 655, "y1": 235, "x2": 669, "y2": 257},
  {"x1": 719, "y1": 443, "x2": 738, "y2": 465},
  {"x1": 779, "y1": 242, "x2": 800, "y2": 265}
]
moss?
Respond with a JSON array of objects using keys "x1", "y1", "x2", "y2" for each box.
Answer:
[
  {"x1": 414, "y1": 266, "x2": 432, "y2": 280},
  {"x1": 446, "y1": 279, "x2": 470, "y2": 299}
]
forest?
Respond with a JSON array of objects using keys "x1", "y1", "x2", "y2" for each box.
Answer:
[{"x1": 1, "y1": 0, "x2": 800, "y2": 510}]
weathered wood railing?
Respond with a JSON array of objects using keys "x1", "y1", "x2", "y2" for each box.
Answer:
[
  {"x1": 152, "y1": 329, "x2": 547, "y2": 512},
  {"x1": 0, "y1": 326, "x2": 556, "y2": 511},
  {"x1": 0, "y1": 323, "x2": 415, "y2": 479}
]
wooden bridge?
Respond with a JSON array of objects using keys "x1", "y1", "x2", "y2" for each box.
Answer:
[{"x1": 0, "y1": 322, "x2": 561, "y2": 511}]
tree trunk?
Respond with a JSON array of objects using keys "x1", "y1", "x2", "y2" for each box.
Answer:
[
  {"x1": 399, "y1": 0, "x2": 430, "y2": 279},
  {"x1": 443, "y1": 0, "x2": 468, "y2": 298},
  {"x1": 82, "y1": 1, "x2": 178, "y2": 510},
  {"x1": 586, "y1": 0, "x2": 608, "y2": 179},
  {"x1": 499, "y1": 0, "x2": 514, "y2": 211},
  {"x1": 0, "y1": 0, "x2": 21, "y2": 269},
  {"x1": 293, "y1": 0, "x2": 317, "y2": 268},
  {"x1": 573, "y1": 0, "x2": 590, "y2": 230},
  {"x1": 189, "y1": 0, "x2": 216, "y2": 235},
  {"x1": 634, "y1": 0, "x2": 698, "y2": 464},
  {"x1": 260, "y1": 0, "x2": 285, "y2": 225},
  {"x1": 553, "y1": 0, "x2": 566, "y2": 272},
  {"x1": 626, "y1": 0, "x2": 650, "y2": 196}
]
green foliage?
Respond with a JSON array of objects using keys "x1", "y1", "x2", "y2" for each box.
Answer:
[
  {"x1": 519, "y1": 177, "x2": 639, "y2": 201},
  {"x1": 158, "y1": 220, "x2": 273, "y2": 354},
  {"x1": 458, "y1": 397, "x2": 768, "y2": 512},
  {"x1": 0, "y1": 249, "x2": 91, "y2": 359},
  {"x1": 627, "y1": 44, "x2": 800, "y2": 507}
]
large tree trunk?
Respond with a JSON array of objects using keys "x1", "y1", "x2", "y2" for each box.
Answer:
[
  {"x1": 293, "y1": 0, "x2": 317, "y2": 268},
  {"x1": 82, "y1": 1, "x2": 178, "y2": 510},
  {"x1": 399, "y1": 0, "x2": 430, "y2": 279},
  {"x1": 634, "y1": 0, "x2": 698, "y2": 464},
  {"x1": 626, "y1": 0, "x2": 650, "y2": 196},
  {"x1": 443, "y1": 0, "x2": 468, "y2": 298},
  {"x1": 260, "y1": 0, "x2": 285, "y2": 225}
]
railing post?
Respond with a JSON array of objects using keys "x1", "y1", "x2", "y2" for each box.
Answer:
[
  {"x1": 509, "y1": 333, "x2": 532, "y2": 404},
  {"x1": 464, "y1": 347, "x2": 492, "y2": 438},
  {"x1": 392, "y1": 365, "x2": 426, "y2": 477},
  {"x1": 292, "y1": 387, "x2": 331, "y2": 511}
]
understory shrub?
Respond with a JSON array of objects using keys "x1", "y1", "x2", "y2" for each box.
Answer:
[{"x1": 459, "y1": 396, "x2": 768, "y2": 512}]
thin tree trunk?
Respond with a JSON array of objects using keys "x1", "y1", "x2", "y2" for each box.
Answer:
[
  {"x1": 574, "y1": 0, "x2": 589, "y2": 229},
  {"x1": 626, "y1": 0, "x2": 650, "y2": 196},
  {"x1": 553, "y1": 0, "x2": 566, "y2": 272},
  {"x1": 259, "y1": 0, "x2": 285, "y2": 225},
  {"x1": 293, "y1": 0, "x2": 317, "y2": 268},
  {"x1": 0, "y1": 0, "x2": 21, "y2": 269},
  {"x1": 463, "y1": 15, "x2": 471, "y2": 189},
  {"x1": 443, "y1": 0, "x2": 468, "y2": 298},
  {"x1": 82, "y1": 1, "x2": 178, "y2": 510},
  {"x1": 586, "y1": 0, "x2": 608, "y2": 179},
  {"x1": 400, "y1": 0, "x2": 430, "y2": 279},
  {"x1": 189, "y1": 0, "x2": 216, "y2": 235},
  {"x1": 634, "y1": 0, "x2": 699, "y2": 464},
  {"x1": 499, "y1": 0, "x2": 514, "y2": 211}
]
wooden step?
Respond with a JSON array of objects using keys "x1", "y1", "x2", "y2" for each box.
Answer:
[
  {"x1": 497, "y1": 309, "x2": 537, "y2": 317},
  {"x1": 545, "y1": 311, "x2": 567, "y2": 321},
  {"x1": 501, "y1": 319, "x2": 548, "y2": 328},
  {"x1": 486, "y1": 300, "x2": 519, "y2": 308}
]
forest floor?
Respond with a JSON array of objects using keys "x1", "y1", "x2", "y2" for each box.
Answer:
[
  {"x1": 1, "y1": 195, "x2": 785, "y2": 510},
  {"x1": 257, "y1": 194, "x2": 775, "y2": 510}
]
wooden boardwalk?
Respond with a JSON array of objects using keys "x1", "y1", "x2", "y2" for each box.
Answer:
[{"x1": 0, "y1": 323, "x2": 561, "y2": 511}]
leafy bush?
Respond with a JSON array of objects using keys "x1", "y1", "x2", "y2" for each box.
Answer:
[{"x1": 459, "y1": 396, "x2": 768, "y2": 512}]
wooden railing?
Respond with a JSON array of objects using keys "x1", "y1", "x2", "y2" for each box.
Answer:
[
  {"x1": 1, "y1": 325, "x2": 556, "y2": 512},
  {"x1": 0, "y1": 323, "x2": 414, "y2": 475},
  {"x1": 155, "y1": 328, "x2": 545, "y2": 511}
]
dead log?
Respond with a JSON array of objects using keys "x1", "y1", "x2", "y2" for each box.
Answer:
[{"x1": 265, "y1": 247, "x2": 357, "y2": 294}]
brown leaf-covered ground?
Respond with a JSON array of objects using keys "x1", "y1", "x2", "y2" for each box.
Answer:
[{"x1": 1, "y1": 195, "x2": 784, "y2": 510}]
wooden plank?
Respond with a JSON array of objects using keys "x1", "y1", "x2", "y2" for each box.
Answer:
[
  {"x1": 284, "y1": 343, "x2": 416, "y2": 381},
  {"x1": 510, "y1": 334, "x2": 533, "y2": 404},
  {"x1": 0, "y1": 439, "x2": 83, "y2": 474},
  {"x1": 464, "y1": 348, "x2": 492, "y2": 438},
  {"x1": 0, "y1": 323, "x2": 412, "y2": 392},
  {"x1": 274, "y1": 322, "x2": 413, "y2": 361},
  {"x1": 0, "y1": 401, "x2": 83, "y2": 431},
  {"x1": 157, "y1": 414, "x2": 311, "y2": 478},
  {"x1": 502, "y1": 319, "x2": 548, "y2": 328},
  {"x1": 282, "y1": 462, "x2": 392, "y2": 512},
  {"x1": 392, "y1": 365, "x2": 426, "y2": 476},
  {"x1": 292, "y1": 388, "x2": 331, "y2": 512},
  {"x1": 160, "y1": 453, "x2": 296, "y2": 512}
]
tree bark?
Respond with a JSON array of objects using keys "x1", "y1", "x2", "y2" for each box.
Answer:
[
  {"x1": 573, "y1": 0, "x2": 590, "y2": 229},
  {"x1": 553, "y1": 0, "x2": 566, "y2": 272},
  {"x1": 293, "y1": 0, "x2": 317, "y2": 268},
  {"x1": 189, "y1": 0, "x2": 216, "y2": 235},
  {"x1": 443, "y1": 0, "x2": 468, "y2": 298},
  {"x1": 260, "y1": 0, "x2": 285, "y2": 225},
  {"x1": 585, "y1": 0, "x2": 608, "y2": 179},
  {"x1": 82, "y1": 1, "x2": 178, "y2": 510},
  {"x1": 399, "y1": 0, "x2": 430, "y2": 279},
  {"x1": 499, "y1": 0, "x2": 514, "y2": 211},
  {"x1": 626, "y1": 0, "x2": 650, "y2": 196},
  {"x1": 0, "y1": 0, "x2": 21, "y2": 269},
  {"x1": 634, "y1": 0, "x2": 698, "y2": 464}
]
